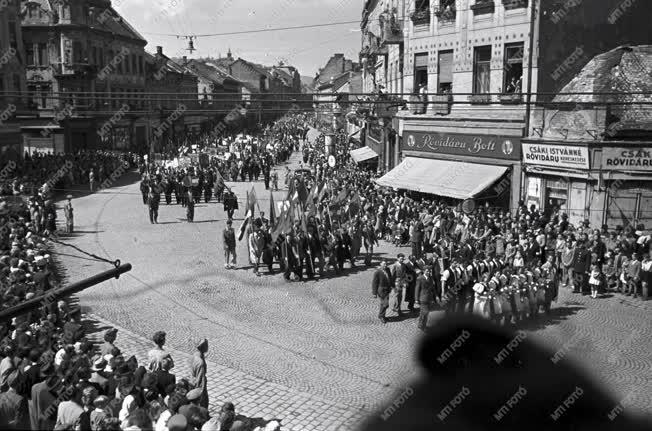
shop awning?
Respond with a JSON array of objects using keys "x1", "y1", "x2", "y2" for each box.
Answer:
[
  {"x1": 350, "y1": 146, "x2": 378, "y2": 163},
  {"x1": 375, "y1": 157, "x2": 508, "y2": 199}
]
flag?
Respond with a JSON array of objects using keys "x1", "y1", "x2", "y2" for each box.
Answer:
[
  {"x1": 271, "y1": 202, "x2": 293, "y2": 243},
  {"x1": 317, "y1": 181, "x2": 329, "y2": 203},
  {"x1": 347, "y1": 192, "x2": 361, "y2": 216},
  {"x1": 238, "y1": 188, "x2": 257, "y2": 241},
  {"x1": 269, "y1": 190, "x2": 276, "y2": 227}
]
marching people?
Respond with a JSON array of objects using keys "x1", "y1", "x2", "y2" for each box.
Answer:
[
  {"x1": 415, "y1": 266, "x2": 437, "y2": 331},
  {"x1": 372, "y1": 259, "x2": 394, "y2": 324},
  {"x1": 248, "y1": 224, "x2": 265, "y2": 276},
  {"x1": 186, "y1": 190, "x2": 195, "y2": 223},
  {"x1": 223, "y1": 219, "x2": 237, "y2": 269},
  {"x1": 63, "y1": 195, "x2": 74, "y2": 233},
  {"x1": 148, "y1": 185, "x2": 160, "y2": 224}
]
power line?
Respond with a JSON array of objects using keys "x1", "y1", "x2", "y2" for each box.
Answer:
[{"x1": 143, "y1": 20, "x2": 362, "y2": 38}]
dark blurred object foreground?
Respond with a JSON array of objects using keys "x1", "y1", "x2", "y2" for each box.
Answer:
[{"x1": 359, "y1": 314, "x2": 652, "y2": 431}]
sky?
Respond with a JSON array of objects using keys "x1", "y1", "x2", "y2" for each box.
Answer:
[{"x1": 113, "y1": 0, "x2": 363, "y2": 77}]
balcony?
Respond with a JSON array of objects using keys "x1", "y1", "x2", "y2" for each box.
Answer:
[
  {"x1": 410, "y1": 9, "x2": 431, "y2": 26},
  {"x1": 434, "y1": 5, "x2": 456, "y2": 23},
  {"x1": 502, "y1": 0, "x2": 528, "y2": 10},
  {"x1": 432, "y1": 93, "x2": 453, "y2": 115},
  {"x1": 468, "y1": 94, "x2": 492, "y2": 104},
  {"x1": 380, "y1": 17, "x2": 404, "y2": 45},
  {"x1": 499, "y1": 93, "x2": 523, "y2": 104},
  {"x1": 51, "y1": 62, "x2": 98, "y2": 77},
  {"x1": 471, "y1": 1, "x2": 495, "y2": 15}
]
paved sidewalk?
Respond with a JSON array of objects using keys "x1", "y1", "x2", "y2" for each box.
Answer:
[{"x1": 84, "y1": 313, "x2": 370, "y2": 431}]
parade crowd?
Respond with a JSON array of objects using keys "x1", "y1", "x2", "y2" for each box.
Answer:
[
  {"x1": 217, "y1": 123, "x2": 652, "y2": 330},
  {"x1": 0, "y1": 145, "x2": 288, "y2": 428},
  {"x1": 138, "y1": 115, "x2": 310, "y2": 225}
]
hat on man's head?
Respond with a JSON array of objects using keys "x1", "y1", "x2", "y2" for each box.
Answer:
[
  {"x1": 92, "y1": 358, "x2": 107, "y2": 372},
  {"x1": 186, "y1": 387, "x2": 202, "y2": 402},
  {"x1": 166, "y1": 414, "x2": 188, "y2": 431}
]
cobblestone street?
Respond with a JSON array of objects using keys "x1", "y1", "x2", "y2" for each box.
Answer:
[{"x1": 54, "y1": 153, "x2": 652, "y2": 430}]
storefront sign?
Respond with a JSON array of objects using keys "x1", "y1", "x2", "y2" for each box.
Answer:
[
  {"x1": 403, "y1": 131, "x2": 520, "y2": 160},
  {"x1": 522, "y1": 144, "x2": 589, "y2": 169},
  {"x1": 601, "y1": 147, "x2": 652, "y2": 171}
]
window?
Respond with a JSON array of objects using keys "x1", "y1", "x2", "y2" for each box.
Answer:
[
  {"x1": 473, "y1": 46, "x2": 491, "y2": 94},
  {"x1": 41, "y1": 86, "x2": 51, "y2": 108},
  {"x1": 37, "y1": 43, "x2": 48, "y2": 66},
  {"x1": 9, "y1": 21, "x2": 18, "y2": 51},
  {"x1": 132, "y1": 55, "x2": 137, "y2": 75},
  {"x1": 139, "y1": 56, "x2": 143, "y2": 75},
  {"x1": 413, "y1": 53, "x2": 429, "y2": 94},
  {"x1": 437, "y1": 50, "x2": 453, "y2": 92},
  {"x1": 26, "y1": 44, "x2": 35, "y2": 66},
  {"x1": 73, "y1": 41, "x2": 83, "y2": 63},
  {"x1": 503, "y1": 42, "x2": 524, "y2": 93},
  {"x1": 12, "y1": 74, "x2": 21, "y2": 92},
  {"x1": 124, "y1": 55, "x2": 130, "y2": 73}
]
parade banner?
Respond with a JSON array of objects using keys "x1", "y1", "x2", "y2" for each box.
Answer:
[
  {"x1": 178, "y1": 157, "x2": 191, "y2": 168},
  {"x1": 403, "y1": 130, "x2": 521, "y2": 160},
  {"x1": 522, "y1": 144, "x2": 589, "y2": 169},
  {"x1": 601, "y1": 147, "x2": 652, "y2": 171}
]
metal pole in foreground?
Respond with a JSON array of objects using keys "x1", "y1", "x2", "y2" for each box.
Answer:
[{"x1": 0, "y1": 263, "x2": 132, "y2": 323}]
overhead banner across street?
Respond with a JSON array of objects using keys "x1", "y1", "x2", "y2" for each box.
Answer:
[{"x1": 522, "y1": 143, "x2": 590, "y2": 169}]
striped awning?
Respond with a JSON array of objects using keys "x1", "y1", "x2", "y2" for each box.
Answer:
[
  {"x1": 350, "y1": 146, "x2": 378, "y2": 163},
  {"x1": 375, "y1": 157, "x2": 508, "y2": 199}
]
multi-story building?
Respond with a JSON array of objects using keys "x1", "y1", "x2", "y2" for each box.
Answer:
[
  {"x1": 21, "y1": 0, "x2": 148, "y2": 152},
  {"x1": 367, "y1": 0, "x2": 535, "y2": 211},
  {"x1": 227, "y1": 58, "x2": 296, "y2": 126},
  {"x1": 362, "y1": 0, "x2": 651, "y2": 218},
  {"x1": 312, "y1": 54, "x2": 361, "y2": 127},
  {"x1": 184, "y1": 58, "x2": 243, "y2": 136},
  {"x1": 145, "y1": 48, "x2": 199, "y2": 153},
  {"x1": 522, "y1": 0, "x2": 651, "y2": 228},
  {"x1": 0, "y1": 0, "x2": 27, "y2": 161}
]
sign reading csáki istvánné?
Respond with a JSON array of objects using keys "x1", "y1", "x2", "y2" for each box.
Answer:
[
  {"x1": 522, "y1": 143, "x2": 589, "y2": 169},
  {"x1": 601, "y1": 147, "x2": 652, "y2": 171}
]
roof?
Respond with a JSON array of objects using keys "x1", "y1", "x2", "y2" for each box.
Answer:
[
  {"x1": 553, "y1": 45, "x2": 652, "y2": 131},
  {"x1": 186, "y1": 59, "x2": 241, "y2": 86},
  {"x1": 91, "y1": 6, "x2": 146, "y2": 42},
  {"x1": 233, "y1": 58, "x2": 274, "y2": 79}
]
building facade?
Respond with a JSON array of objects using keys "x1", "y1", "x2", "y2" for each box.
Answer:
[
  {"x1": 0, "y1": 0, "x2": 27, "y2": 161},
  {"x1": 367, "y1": 0, "x2": 535, "y2": 211},
  {"x1": 20, "y1": 0, "x2": 148, "y2": 152}
]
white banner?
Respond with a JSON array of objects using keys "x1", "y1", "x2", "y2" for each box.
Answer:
[{"x1": 522, "y1": 143, "x2": 589, "y2": 169}]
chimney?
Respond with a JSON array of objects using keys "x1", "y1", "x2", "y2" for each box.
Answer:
[
  {"x1": 156, "y1": 46, "x2": 163, "y2": 55},
  {"x1": 182, "y1": 56, "x2": 187, "y2": 65}
]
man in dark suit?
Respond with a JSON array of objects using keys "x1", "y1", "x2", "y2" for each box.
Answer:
[
  {"x1": 152, "y1": 355, "x2": 176, "y2": 398},
  {"x1": 372, "y1": 260, "x2": 394, "y2": 324},
  {"x1": 29, "y1": 363, "x2": 57, "y2": 431},
  {"x1": 573, "y1": 239, "x2": 592, "y2": 293},
  {"x1": 0, "y1": 371, "x2": 29, "y2": 430},
  {"x1": 415, "y1": 267, "x2": 437, "y2": 332},
  {"x1": 524, "y1": 234, "x2": 542, "y2": 266}
]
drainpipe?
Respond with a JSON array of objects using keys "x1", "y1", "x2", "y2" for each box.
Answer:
[{"x1": 520, "y1": 0, "x2": 539, "y2": 212}]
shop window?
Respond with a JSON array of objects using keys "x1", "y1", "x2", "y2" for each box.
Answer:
[
  {"x1": 473, "y1": 45, "x2": 491, "y2": 94},
  {"x1": 503, "y1": 42, "x2": 523, "y2": 93},
  {"x1": 545, "y1": 178, "x2": 568, "y2": 214},
  {"x1": 37, "y1": 43, "x2": 48, "y2": 66},
  {"x1": 413, "y1": 52, "x2": 428, "y2": 94}
]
